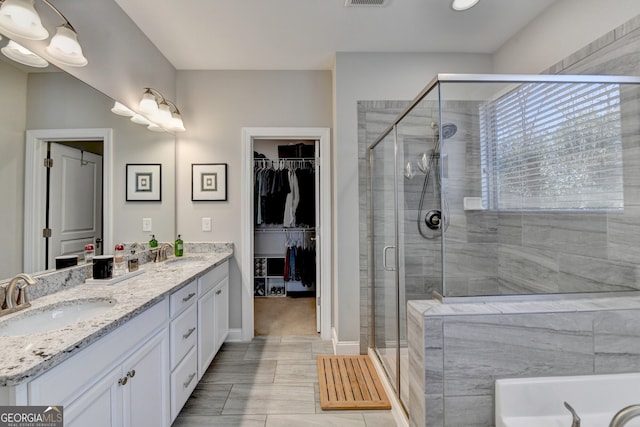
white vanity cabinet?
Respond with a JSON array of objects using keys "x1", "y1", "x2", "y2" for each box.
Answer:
[
  {"x1": 28, "y1": 300, "x2": 170, "y2": 427},
  {"x1": 169, "y1": 279, "x2": 199, "y2": 422},
  {"x1": 197, "y1": 260, "x2": 229, "y2": 379},
  {"x1": 0, "y1": 256, "x2": 232, "y2": 427}
]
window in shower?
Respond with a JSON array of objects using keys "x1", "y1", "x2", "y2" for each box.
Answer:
[{"x1": 479, "y1": 82, "x2": 623, "y2": 211}]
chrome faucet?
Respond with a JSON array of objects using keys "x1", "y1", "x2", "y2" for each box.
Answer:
[
  {"x1": 564, "y1": 401, "x2": 581, "y2": 427},
  {"x1": 130, "y1": 242, "x2": 146, "y2": 251},
  {"x1": 1, "y1": 273, "x2": 37, "y2": 316},
  {"x1": 610, "y1": 404, "x2": 640, "y2": 427}
]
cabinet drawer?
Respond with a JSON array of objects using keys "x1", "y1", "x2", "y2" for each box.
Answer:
[
  {"x1": 170, "y1": 280, "x2": 197, "y2": 317},
  {"x1": 170, "y1": 347, "x2": 198, "y2": 422},
  {"x1": 170, "y1": 303, "x2": 197, "y2": 369},
  {"x1": 198, "y1": 261, "x2": 228, "y2": 296}
]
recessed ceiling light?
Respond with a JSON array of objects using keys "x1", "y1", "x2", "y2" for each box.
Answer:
[{"x1": 451, "y1": 0, "x2": 480, "y2": 11}]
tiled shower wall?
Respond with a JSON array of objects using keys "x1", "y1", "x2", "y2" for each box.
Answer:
[{"x1": 358, "y1": 14, "x2": 640, "y2": 352}]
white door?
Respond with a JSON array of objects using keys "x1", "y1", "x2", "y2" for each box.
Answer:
[
  {"x1": 48, "y1": 143, "x2": 103, "y2": 268},
  {"x1": 314, "y1": 141, "x2": 321, "y2": 332}
]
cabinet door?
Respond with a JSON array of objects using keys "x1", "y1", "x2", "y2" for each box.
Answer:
[
  {"x1": 213, "y1": 277, "x2": 229, "y2": 354},
  {"x1": 122, "y1": 329, "x2": 170, "y2": 427},
  {"x1": 64, "y1": 366, "x2": 121, "y2": 427},
  {"x1": 197, "y1": 286, "x2": 215, "y2": 380}
]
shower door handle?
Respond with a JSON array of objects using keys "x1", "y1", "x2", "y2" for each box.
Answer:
[{"x1": 383, "y1": 245, "x2": 396, "y2": 271}]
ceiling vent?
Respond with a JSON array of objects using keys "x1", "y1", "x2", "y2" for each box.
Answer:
[{"x1": 344, "y1": 0, "x2": 389, "y2": 7}]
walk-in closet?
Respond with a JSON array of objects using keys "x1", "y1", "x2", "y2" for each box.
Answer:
[{"x1": 253, "y1": 139, "x2": 319, "y2": 336}]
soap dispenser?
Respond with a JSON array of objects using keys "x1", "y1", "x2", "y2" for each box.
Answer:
[
  {"x1": 149, "y1": 234, "x2": 158, "y2": 248},
  {"x1": 175, "y1": 234, "x2": 184, "y2": 257}
]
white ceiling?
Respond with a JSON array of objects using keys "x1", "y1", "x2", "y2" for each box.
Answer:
[{"x1": 114, "y1": 0, "x2": 557, "y2": 71}]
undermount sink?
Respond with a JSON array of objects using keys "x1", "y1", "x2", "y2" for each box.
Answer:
[
  {"x1": 0, "y1": 298, "x2": 117, "y2": 336},
  {"x1": 165, "y1": 256, "x2": 207, "y2": 266}
]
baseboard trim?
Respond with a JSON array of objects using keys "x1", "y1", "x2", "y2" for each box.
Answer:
[
  {"x1": 368, "y1": 348, "x2": 410, "y2": 427},
  {"x1": 225, "y1": 328, "x2": 244, "y2": 342},
  {"x1": 331, "y1": 327, "x2": 360, "y2": 355}
]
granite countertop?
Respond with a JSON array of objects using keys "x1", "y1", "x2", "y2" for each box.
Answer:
[{"x1": 0, "y1": 250, "x2": 233, "y2": 387}]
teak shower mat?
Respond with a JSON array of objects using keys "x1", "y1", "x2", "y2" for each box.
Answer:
[{"x1": 317, "y1": 355, "x2": 391, "y2": 410}]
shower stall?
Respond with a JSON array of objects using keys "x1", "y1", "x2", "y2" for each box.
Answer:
[{"x1": 367, "y1": 73, "x2": 640, "y2": 413}]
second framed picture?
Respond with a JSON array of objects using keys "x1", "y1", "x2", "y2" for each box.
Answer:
[{"x1": 192, "y1": 163, "x2": 228, "y2": 201}]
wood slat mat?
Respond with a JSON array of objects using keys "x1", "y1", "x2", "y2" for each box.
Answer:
[{"x1": 317, "y1": 355, "x2": 391, "y2": 410}]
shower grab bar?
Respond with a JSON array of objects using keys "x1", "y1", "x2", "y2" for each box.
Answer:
[{"x1": 383, "y1": 245, "x2": 396, "y2": 271}]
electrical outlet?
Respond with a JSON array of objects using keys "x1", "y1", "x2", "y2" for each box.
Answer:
[
  {"x1": 142, "y1": 218, "x2": 152, "y2": 232},
  {"x1": 202, "y1": 217, "x2": 212, "y2": 232}
]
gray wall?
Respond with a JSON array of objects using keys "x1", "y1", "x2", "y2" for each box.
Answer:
[{"x1": 174, "y1": 70, "x2": 332, "y2": 330}]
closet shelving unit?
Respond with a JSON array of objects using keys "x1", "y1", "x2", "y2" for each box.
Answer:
[{"x1": 253, "y1": 156, "x2": 317, "y2": 298}]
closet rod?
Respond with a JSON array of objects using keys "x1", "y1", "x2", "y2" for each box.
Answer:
[
  {"x1": 255, "y1": 227, "x2": 315, "y2": 233},
  {"x1": 253, "y1": 157, "x2": 316, "y2": 161}
]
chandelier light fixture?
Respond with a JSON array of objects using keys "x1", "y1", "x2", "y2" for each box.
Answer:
[
  {"x1": 0, "y1": 0, "x2": 87, "y2": 67},
  {"x1": 111, "y1": 87, "x2": 186, "y2": 133}
]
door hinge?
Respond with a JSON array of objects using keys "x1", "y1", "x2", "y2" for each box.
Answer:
[
  {"x1": 44, "y1": 158, "x2": 53, "y2": 168},
  {"x1": 42, "y1": 228, "x2": 52, "y2": 238}
]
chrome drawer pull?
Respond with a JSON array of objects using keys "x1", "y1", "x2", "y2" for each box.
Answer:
[
  {"x1": 182, "y1": 292, "x2": 196, "y2": 302},
  {"x1": 183, "y1": 372, "x2": 196, "y2": 389},
  {"x1": 183, "y1": 327, "x2": 196, "y2": 340}
]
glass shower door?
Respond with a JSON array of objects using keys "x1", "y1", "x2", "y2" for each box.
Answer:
[{"x1": 370, "y1": 129, "x2": 400, "y2": 400}]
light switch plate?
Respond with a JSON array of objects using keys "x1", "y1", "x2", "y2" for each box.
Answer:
[
  {"x1": 202, "y1": 217, "x2": 212, "y2": 232},
  {"x1": 142, "y1": 218, "x2": 152, "y2": 232}
]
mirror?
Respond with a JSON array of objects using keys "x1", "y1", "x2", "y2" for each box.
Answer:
[{"x1": 0, "y1": 41, "x2": 176, "y2": 282}]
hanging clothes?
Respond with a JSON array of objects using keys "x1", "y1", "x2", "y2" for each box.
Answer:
[{"x1": 254, "y1": 158, "x2": 314, "y2": 226}]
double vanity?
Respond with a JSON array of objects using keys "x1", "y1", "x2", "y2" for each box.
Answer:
[{"x1": 0, "y1": 246, "x2": 232, "y2": 427}]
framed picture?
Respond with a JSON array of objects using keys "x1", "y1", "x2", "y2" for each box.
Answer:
[
  {"x1": 126, "y1": 163, "x2": 161, "y2": 201},
  {"x1": 192, "y1": 163, "x2": 227, "y2": 201}
]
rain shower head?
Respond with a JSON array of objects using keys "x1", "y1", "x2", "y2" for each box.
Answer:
[
  {"x1": 441, "y1": 123, "x2": 457, "y2": 139},
  {"x1": 430, "y1": 121, "x2": 458, "y2": 140}
]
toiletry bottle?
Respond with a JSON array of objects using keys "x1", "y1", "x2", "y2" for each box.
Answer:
[
  {"x1": 114, "y1": 243, "x2": 126, "y2": 276},
  {"x1": 128, "y1": 250, "x2": 139, "y2": 272},
  {"x1": 175, "y1": 234, "x2": 184, "y2": 257},
  {"x1": 149, "y1": 234, "x2": 158, "y2": 248}
]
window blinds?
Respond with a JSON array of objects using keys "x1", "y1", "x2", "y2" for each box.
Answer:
[{"x1": 480, "y1": 82, "x2": 623, "y2": 211}]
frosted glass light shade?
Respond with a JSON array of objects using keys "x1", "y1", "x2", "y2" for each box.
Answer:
[
  {"x1": 0, "y1": 0, "x2": 48, "y2": 40},
  {"x1": 147, "y1": 123, "x2": 165, "y2": 132},
  {"x1": 451, "y1": 0, "x2": 479, "y2": 10},
  {"x1": 45, "y1": 25, "x2": 87, "y2": 66},
  {"x1": 155, "y1": 102, "x2": 172, "y2": 126},
  {"x1": 139, "y1": 91, "x2": 158, "y2": 115},
  {"x1": 167, "y1": 112, "x2": 186, "y2": 132},
  {"x1": 1, "y1": 39, "x2": 48, "y2": 67},
  {"x1": 131, "y1": 114, "x2": 151, "y2": 125},
  {"x1": 111, "y1": 101, "x2": 135, "y2": 117}
]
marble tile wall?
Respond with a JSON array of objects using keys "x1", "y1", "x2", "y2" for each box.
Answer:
[
  {"x1": 359, "y1": 15, "x2": 640, "y2": 345},
  {"x1": 408, "y1": 297, "x2": 640, "y2": 427}
]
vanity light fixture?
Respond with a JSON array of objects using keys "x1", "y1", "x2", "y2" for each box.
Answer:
[
  {"x1": 1, "y1": 38, "x2": 48, "y2": 67},
  {"x1": 135, "y1": 87, "x2": 186, "y2": 132},
  {"x1": 451, "y1": 0, "x2": 479, "y2": 11},
  {"x1": 111, "y1": 88, "x2": 185, "y2": 133},
  {"x1": 0, "y1": 0, "x2": 87, "y2": 66}
]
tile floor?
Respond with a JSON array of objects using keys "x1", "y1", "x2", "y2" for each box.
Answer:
[{"x1": 172, "y1": 335, "x2": 398, "y2": 427}]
